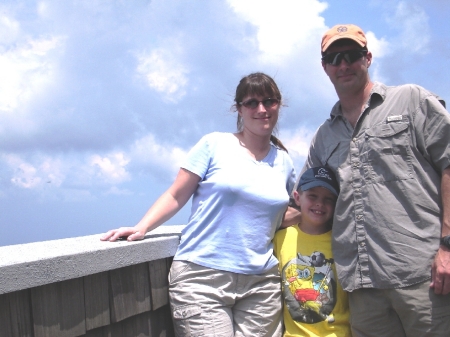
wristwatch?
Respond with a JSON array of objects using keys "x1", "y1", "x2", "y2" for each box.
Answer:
[{"x1": 440, "y1": 235, "x2": 450, "y2": 249}]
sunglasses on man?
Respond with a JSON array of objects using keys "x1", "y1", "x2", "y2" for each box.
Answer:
[
  {"x1": 239, "y1": 98, "x2": 280, "y2": 109},
  {"x1": 322, "y1": 49, "x2": 368, "y2": 66}
]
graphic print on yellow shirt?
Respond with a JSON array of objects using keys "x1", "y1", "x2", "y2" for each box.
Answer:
[{"x1": 281, "y1": 251, "x2": 336, "y2": 324}]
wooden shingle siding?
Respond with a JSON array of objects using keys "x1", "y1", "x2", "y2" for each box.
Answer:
[
  {"x1": 117, "y1": 311, "x2": 151, "y2": 337},
  {"x1": 80, "y1": 307, "x2": 173, "y2": 337},
  {"x1": 148, "y1": 259, "x2": 169, "y2": 310},
  {"x1": 0, "y1": 291, "x2": 13, "y2": 337},
  {"x1": 0, "y1": 289, "x2": 34, "y2": 337},
  {"x1": 109, "y1": 263, "x2": 151, "y2": 323},
  {"x1": 9, "y1": 290, "x2": 33, "y2": 337},
  {"x1": 1, "y1": 258, "x2": 173, "y2": 337},
  {"x1": 31, "y1": 277, "x2": 86, "y2": 337},
  {"x1": 84, "y1": 272, "x2": 110, "y2": 330},
  {"x1": 149, "y1": 306, "x2": 174, "y2": 337}
]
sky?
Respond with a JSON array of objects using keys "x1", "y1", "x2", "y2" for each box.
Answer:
[{"x1": 1, "y1": 0, "x2": 449, "y2": 246}]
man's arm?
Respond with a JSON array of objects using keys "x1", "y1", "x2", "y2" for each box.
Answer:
[
  {"x1": 430, "y1": 166, "x2": 450, "y2": 295},
  {"x1": 280, "y1": 206, "x2": 301, "y2": 229}
]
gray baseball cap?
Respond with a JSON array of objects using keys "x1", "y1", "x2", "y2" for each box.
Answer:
[{"x1": 298, "y1": 166, "x2": 339, "y2": 196}]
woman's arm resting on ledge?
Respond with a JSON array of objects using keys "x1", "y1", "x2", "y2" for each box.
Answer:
[{"x1": 100, "y1": 168, "x2": 200, "y2": 242}]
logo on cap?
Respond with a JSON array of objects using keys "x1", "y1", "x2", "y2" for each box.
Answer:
[
  {"x1": 337, "y1": 26, "x2": 348, "y2": 33},
  {"x1": 316, "y1": 168, "x2": 332, "y2": 181}
]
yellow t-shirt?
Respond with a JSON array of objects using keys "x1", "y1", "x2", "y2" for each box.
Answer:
[{"x1": 273, "y1": 225, "x2": 351, "y2": 337}]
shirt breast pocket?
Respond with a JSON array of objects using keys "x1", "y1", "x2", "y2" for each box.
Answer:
[{"x1": 362, "y1": 121, "x2": 413, "y2": 183}]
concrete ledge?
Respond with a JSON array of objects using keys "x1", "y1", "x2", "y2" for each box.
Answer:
[{"x1": 0, "y1": 225, "x2": 184, "y2": 295}]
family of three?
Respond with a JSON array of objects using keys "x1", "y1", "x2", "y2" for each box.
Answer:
[{"x1": 101, "y1": 24, "x2": 450, "y2": 337}]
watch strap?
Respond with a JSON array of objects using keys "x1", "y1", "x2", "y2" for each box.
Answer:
[{"x1": 440, "y1": 235, "x2": 450, "y2": 248}]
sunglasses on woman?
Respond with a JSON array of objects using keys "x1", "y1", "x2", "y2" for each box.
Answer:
[
  {"x1": 322, "y1": 49, "x2": 368, "y2": 66},
  {"x1": 239, "y1": 98, "x2": 280, "y2": 109}
]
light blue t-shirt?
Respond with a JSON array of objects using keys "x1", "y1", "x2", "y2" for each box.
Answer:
[{"x1": 174, "y1": 132, "x2": 296, "y2": 274}]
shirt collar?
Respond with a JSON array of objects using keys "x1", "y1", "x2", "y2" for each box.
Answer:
[{"x1": 329, "y1": 81, "x2": 386, "y2": 120}]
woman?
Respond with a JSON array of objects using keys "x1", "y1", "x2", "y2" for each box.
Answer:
[{"x1": 101, "y1": 72, "x2": 296, "y2": 336}]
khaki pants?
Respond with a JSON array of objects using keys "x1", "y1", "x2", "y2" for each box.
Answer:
[
  {"x1": 168, "y1": 261, "x2": 283, "y2": 337},
  {"x1": 348, "y1": 280, "x2": 450, "y2": 337}
]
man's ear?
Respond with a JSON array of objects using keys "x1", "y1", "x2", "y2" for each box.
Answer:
[{"x1": 366, "y1": 51, "x2": 372, "y2": 68}]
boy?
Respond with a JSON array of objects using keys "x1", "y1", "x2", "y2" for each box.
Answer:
[{"x1": 274, "y1": 166, "x2": 351, "y2": 337}]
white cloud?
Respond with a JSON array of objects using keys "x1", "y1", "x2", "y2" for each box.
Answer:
[
  {"x1": 1, "y1": 132, "x2": 185, "y2": 195},
  {"x1": 390, "y1": 1, "x2": 430, "y2": 54},
  {"x1": 38, "y1": 158, "x2": 65, "y2": 187},
  {"x1": 0, "y1": 13, "x2": 20, "y2": 44},
  {"x1": 366, "y1": 31, "x2": 389, "y2": 58},
  {"x1": 281, "y1": 126, "x2": 316, "y2": 170},
  {"x1": 0, "y1": 35, "x2": 63, "y2": 112},
  {"x1": 36, "y1": 1, "x2": 51, "y2": 17},
  {"x1": 365, "y1": 31, "x2": 390, "y2": 83},
  {"x1": 136, "y1": 48, "x2": 188, "y2": 103},
  {"x1": 89, "y1": 152, "x2": 130, "y2": 184},
  {"x1": 228, "y1": 0, "x2": 327, "y2": 61},
  {"x1": 6, "y1": 154, "x2": 64, "y2": 189},
  {"x1": 130, "y1": 133, "x2": 188, "y2": 176},
  {"x1": 3, "y1": 151, "x2": 131, "y2": 194},
  {"x1": 11, "y1": 162, "x2": 41, "y2": 188}
]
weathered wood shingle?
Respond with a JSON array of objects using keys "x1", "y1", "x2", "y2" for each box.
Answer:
[
  {"x1": 31, "y1": 277, "x2": 86, "y2": 337},
  {"x1": 9, "y1": 289, "x2": 33, "y2": 337},
  {"x1": 84, "y1": 272, "x2": 110, "y2": 330},
  {"x1": 109, "y1": 263, "x2": 151, "y2": 323},
  {"x1": 0, "y1": 292, "x2": 13, "y2": 337},
  {"x1": 148, "y1": 259, "x2": 169, "y2": 310}
]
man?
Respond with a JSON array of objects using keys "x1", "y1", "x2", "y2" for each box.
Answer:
[{"x1": 302, "y1": 23, "x2": 450, "y2": 336}]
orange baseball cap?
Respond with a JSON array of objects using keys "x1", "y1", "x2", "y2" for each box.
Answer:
[{"x1": 321, "y1": 24, "x2": 367, "y2": 53}]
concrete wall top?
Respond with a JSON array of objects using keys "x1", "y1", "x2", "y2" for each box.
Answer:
[{"x1": 0, "y1": 225, "x2": 184, "y2": 295}]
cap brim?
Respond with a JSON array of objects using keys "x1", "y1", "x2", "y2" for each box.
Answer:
[
  {"x1": 322, "y1": 35, "x2": 365, "y2": 52},
  {"x1": 300, "y1": 181, "x2": 338, "y2": 196}
]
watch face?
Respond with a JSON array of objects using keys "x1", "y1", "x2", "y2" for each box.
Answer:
[{"x1": 441, "y1": 236, "x2": 450, "y2": 248}]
